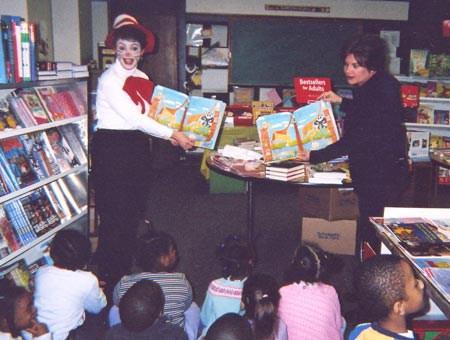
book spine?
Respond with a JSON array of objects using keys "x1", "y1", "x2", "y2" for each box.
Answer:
[
  {"x1": 1, "y1": 15, "x2": 15, "y2": 83},
  {"x1": 11, "y1": 17, "x2": 22, "y2": 83},
  {"x1": 20, "y1": 20, "x2": 30, "y2": 82},
  {"x1": 28, "y1": 22, "x2": 36, "y2": 81},
  {"x1": 3, "y1": 200, "x2": 34, "y2": 245},
  {"x1": 0, "y1": 149, "x2": 19, "y2": 190},
  {"x1": 0, "y1": 17, "x2": 7, "y2": 83}
]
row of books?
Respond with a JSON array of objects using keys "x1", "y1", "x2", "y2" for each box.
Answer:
[
  {"x1": 416, "y1": 103, "x2": 449, "y2": 125},
  {"x1": 409, "y1": 49, "x2": 450, "y2": 79},
  {"x1": 369, "y1": 216, "x2": 450, "y2": 299},
  {"x1": 0, "y1": 124, "x2": 87, "y2": 195},
  {"x1": 0, "y1": 171, "x2": 87, "y2": 259},
  {"x1": 37, "y1": 62, "x2": 90, "y2": 81},
  {"x1": 0, "y1": 15, "x2": 37, "y2": 84},
  {"x1": 1, "y1": 82, "x2": 87, "y2": 131}
]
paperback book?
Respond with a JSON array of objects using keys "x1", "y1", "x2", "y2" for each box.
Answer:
[
  {"x1": 412, "y1": 257, "x2": 450, "y2": 298},
  {"x1": 15, "y1": 88, "x2": 50, "y2": 124},
  {"x1": 148, "y1": 85, "x2": 226, "y2": 150},
  {"x1": 256, "y1": 100, "x2": 339, "y2": 163}
]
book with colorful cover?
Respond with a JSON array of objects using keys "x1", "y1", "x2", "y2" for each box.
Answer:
[
  {"x1": 294, "y1": 77, "x2": 331, "y2": 104},
  {"x1": 370, "y1": 217, "x2": 450, "y2": 256},
  {"x1": 19, "y1": 191, "x2": 52, "y2": 237},
  {"x1": 16, "y1": 88, "x2": 50, "y2": 124},
  {"x1": 409, "y1": 49, "x2": 430, "y2": 77},
  {"x1": 41, "y1": 128, "x2": 79, "y2": 172},
  {"x1": 148, "y1": 85, "x2": 226, "y2": 150},
  {"x1": 412, "y1": 257, "x2": 450, "y2": 298},
  {"x1": 256, "y1": 101, "x2": 339, "y2": 163},
  {"x1": 0, "y1": 136, "x2": 39, "y2": 188},
  {"x1": 401, "y1": 84, "x2": 420, "y2": 108},
  {"x1": 434, "y1": 110, "x2": 449, "y2": 125},
  {"x1": 3, "y1": 200, "x2": 37, "y2": 246},
  {"x1": 0, "y1": 205, "x2": 21, "y2": 251}
]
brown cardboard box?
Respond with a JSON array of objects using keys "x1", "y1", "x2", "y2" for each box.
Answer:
[
  {"x1": 299, "y1": 187, "x2": 359, "y2": 221},
  {"x1": 301, "y1": 217, "x2": 357, "y2": 255}
]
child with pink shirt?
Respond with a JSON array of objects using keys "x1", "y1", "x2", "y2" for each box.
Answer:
[{"x1": 278, "y1": 242, "x2": 344, "y2": 340}]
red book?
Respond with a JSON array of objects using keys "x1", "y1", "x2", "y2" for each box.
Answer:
[
  {"x1": 401, "y1": 85, "x2": 420, "y2": 108},
  {"x1": 294, "y1": 77, "x2": 331, "y2": 104},
  {"x1": 11, "y1": 17, "x2": 22, "y2": 83}
]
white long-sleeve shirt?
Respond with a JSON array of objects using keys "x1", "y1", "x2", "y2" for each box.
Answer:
[
  {"x1": 34, "y1": 265, "x2": 107, "y2": 340},
  {"x1": 95, "y1": 59, "x2": 173, "y2": 139}
]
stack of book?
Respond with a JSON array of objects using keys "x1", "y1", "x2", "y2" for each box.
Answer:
[
  {"x1": 265, "y1": 161, "x2": 306, "y2": 182},
  {"x1": 307, "y1": 162, "x2": 349, "y2": 184},
  {"x1": 233, "y1": 137, "x2": 257, "y2": 150}
]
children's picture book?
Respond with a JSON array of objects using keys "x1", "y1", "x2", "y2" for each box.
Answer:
[
  {"x1": 434, "y1": 110, "x2": 449, "y2": 125},
  {"x1": 41, "y1": 128, "x2": 79, "y2": 172},
  {"x1": 370, "y1": 217, "x2": 450, "y2": 257},
  {"x1": 256, "y1": 101, "x2": 339, "y2": 163},
  {"x1": 401, "y1": 84, "x2": 420, "y2": 108},
  {"x1": 409, "y1": 49, "x2": 430, "y2": 77},
  {"x1": 428, "y1": 53, "x2": 450, "y2": 77},
  {"x1": 417, "y1": 104, "x2": 434, "y2": 124},
  {"x1": 15, "y1": 88, "x2": 50, "y2": 124},
  {"x1": 294, "y1": 77, "x2": 331, "y2": 104},
  {"x1": 0, "y1": 136, "x2": 39, "y2": 188},
  {"x1": 148, "y1": 85, "x2": 226, "y2": 150},
  {"x1": 413, "y1": 257, "x2": 450, "y2": 298},
  {"x1": 407, "y1": 131, "x2": 430, "y2": 162},
  {"x1": 251, "y1": 101, "x2": 275, "y2": 124}
]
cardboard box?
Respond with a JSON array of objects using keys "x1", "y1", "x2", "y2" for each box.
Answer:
[
  {"x1": 301, "y1": 217, "x2": 357, "y2": 255},
  {"x1": 299, "y1": 187, "x2": 359, "y2": 221}
]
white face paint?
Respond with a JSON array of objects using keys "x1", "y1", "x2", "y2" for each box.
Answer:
[{"x1": 115, "y1": 39, "x2": 143, "y2": 70}]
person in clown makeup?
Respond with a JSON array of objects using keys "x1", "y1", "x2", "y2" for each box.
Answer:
[{"x1": 91, "y1": 14, "x2": 194, "y2": 295}]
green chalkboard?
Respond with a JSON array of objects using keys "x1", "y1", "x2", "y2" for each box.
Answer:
[{"x1": 230, "y1": 18, "x2": 361, "y2": 86}]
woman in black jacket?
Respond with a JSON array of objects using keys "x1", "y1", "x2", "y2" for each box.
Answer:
[{"x1": 299, "y1": 34, "x2": 408, "y2": 256}]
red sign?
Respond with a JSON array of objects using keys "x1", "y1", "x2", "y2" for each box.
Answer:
[
  {"x1": 443, "y1": 20, "x2": 450, "y2": 37},
  {"x1": 294, "y1": 77, "x2": 331, "y2": 104}
]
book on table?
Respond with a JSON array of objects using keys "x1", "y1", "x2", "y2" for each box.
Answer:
[
  {"x1": 148, "y1": 85, "x2": 226, "y2": 150},
  {"x1": 370, "y1": 217, "x2": 450, "y2": 257},
  {"x1": 265, "y1": 171, "x2": 306, "y2": 182},
  {"x1": 265, "y1": 160, "x2": 306, "y2": 174},
  {"x1": 256, "y1": 100, "x2": 339, "y2": 163},
  {"x1": 412, "y1": 257, "x2": 450, "y2": 299}
]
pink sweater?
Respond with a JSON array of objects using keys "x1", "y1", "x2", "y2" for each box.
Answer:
[{"x1": 278, "y1": 281, "x2": 343, "y2": 340}]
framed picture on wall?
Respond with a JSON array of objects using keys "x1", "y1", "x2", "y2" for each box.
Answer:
[{"x1": 98, "y1": 46, "x2": 115, "y2": 70}]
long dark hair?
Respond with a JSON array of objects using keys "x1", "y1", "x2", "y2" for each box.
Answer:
[
  {"x1": 342, "y1": 34, "x2": 387, "y2": 72},
  {"x1": 242, "y1": 273, "x2": 281, "y2": 340}
]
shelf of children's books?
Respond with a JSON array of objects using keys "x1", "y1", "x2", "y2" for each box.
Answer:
[
  {"x1": 0, "y1": 167, "x2": 87, "y2": 205},
  {"x1": 0, "y1": 78, "x2": 89, "y2": 90},
  {"x1": 0, "y1": 115, "x2": 87, "y2": 140},
  {"x1": 396, "y1": 76, "x2": 450, "y2": 84},
  {"x1": 420, "y1": 97, "x2": 450, "y2": 103},
  {"x1": 0, "y1": 210, "x2": 87, "y2": 268}
]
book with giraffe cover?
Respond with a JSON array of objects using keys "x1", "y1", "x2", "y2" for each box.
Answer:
[
  {"x1": 148, "y1": 85, "x2": 226, "y2": 150},
  {"x1": 256, "y1": 100, "x2": 339, "y2": 163}
]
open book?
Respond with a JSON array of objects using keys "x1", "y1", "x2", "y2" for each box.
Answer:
[
  {"x1": 256, "y1": 100, "x2": 339, "y2": 163},
  {"x1": 148, "y1": 85, "x2": 226, "y2": 150}
]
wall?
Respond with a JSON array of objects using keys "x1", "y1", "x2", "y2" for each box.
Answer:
[
  {"x1": 186, "y1": 0, "x2": 409, "y2": 21},
  {"x1": 27, "y1": 0, "x2": 54, "y2": 61},
  {"x1": 0, "y1": 0, "x2": 27, "y2": 17},
  {"x1": 52, "y1": 0, "x2": 92, "y2": 64},
  {"x1": 91, "y1": 1, "x2": 109, "y2": 63}
]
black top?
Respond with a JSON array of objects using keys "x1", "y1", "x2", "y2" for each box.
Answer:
[
  {"x1": 310, "y1": 72, "x2": 408, "y2": 189},
  {"x1": 104, "y1": 317, "x2": 188, "y2": 340}
]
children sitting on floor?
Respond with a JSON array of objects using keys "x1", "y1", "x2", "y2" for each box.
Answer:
[
  {"x1": 242, "y1": 272, "x2": 287, "y2": 340},
  {"x1": 278, "y1": 242, "x2": 344, "y2": 340},
  {"x1": 33, "y1": 230, "x2": 107, "y2": 340},
  {"x1": 0, "y1": 280, "x2": 51, "y2": 340},
  {"x1": 111, "y1": 230, "x2": 199, "y2": 340},
  {"x1": 349, "y1": 254, "x2": 426, "y2": 340},
  {"x1": 199, "y1": 234, "x2": 254, "y2": 339},
  {"x1": 105, "y1": 280, "x2": 188, "y2": 340},
  {"x1": 204, "y1": 313, "x2": 253, "y2": 340}
]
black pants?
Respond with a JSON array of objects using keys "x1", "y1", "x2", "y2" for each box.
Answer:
[
  {"x1": 356, "y1": 182, "x2": 405, "y2": 255},
  {"x1": 91, "y1": 129, "x2": 152, "y2": 284}
]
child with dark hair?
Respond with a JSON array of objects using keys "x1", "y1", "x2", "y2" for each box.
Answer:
[
  {"x1": 204, "y1": 313, "x2": 253, "y2": 340},
  {"x1": 33, "y1": 230, "x2": 107, "y2": 340},
  {"x1": 0, "y1": 280, "x2": 51, "y2": 339},
  {"x1": 349, "y1": 255, "x2": 426, "y2": 340},
  {"x1": 105, "y1": 280, "x2": 188, "y2": 340},
  {"x1": 199, "y1": 234, "x2": 254, "y2": 339},
  {"x1": 278, "y1": 242, "x2": 344, "y2": 340},
  {"x1": 111, "y1": 230, "x2": 199, "y2": 339},
  {"x1": 242, "y1": 273, "x2": 287, "y2": 340}
]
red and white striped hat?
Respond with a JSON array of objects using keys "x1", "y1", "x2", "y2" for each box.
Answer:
[{"x1": 104, "y1": 14, "x2": 155, "y2": 54}]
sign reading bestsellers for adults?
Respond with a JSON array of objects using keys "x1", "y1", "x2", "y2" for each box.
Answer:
[{"x1": 294, "y1": 77, "x2": 331, "y2": 104}]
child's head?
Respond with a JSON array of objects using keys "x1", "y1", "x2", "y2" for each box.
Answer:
[
  {"x1": 216, "y1": 234, "x2": 254, "y2": 279},
  {"x1": 135, "y1": 230, "x2": 178, "y2": 272},
  {"x1": 119, "y1": 279, "x2": 164, "y2": 332},
  {"x1": 283, "y1": 242, "x2": 331, "y2": 285},
  {"x1": 205, "y1": 313, "x2": 253, "y2": 340},
  {"x1": 354, "y1": 255, "x2": 426, "y2": 322},
  {"x1": 0, "y1": 280, "x2": 36, "y2": 337},
  {"x1": 50, "y1": 229, "x2": 91, "y2": 271},
  {"x1": 242, "y1": 272, "x2": 281, "y2": 340}
]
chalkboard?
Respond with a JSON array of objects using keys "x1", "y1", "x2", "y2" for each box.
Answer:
[{"x1": 230, "y1": 18, "x2": 361, "y2": 86}]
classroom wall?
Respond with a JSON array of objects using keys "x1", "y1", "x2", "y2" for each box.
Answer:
[{"x1": 186, "y1": 0, "x2": 409, "y2": 21}]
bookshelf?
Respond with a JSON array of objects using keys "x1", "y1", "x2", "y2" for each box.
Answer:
[{"x1": 0, "y1": 78, "x2": 88, "y2": 273}]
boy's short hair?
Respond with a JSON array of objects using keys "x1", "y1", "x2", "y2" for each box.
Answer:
[
  {"x1": 205, "y1": 313, "x2": 253, "y2": 340},
  {"x1": 354, "y1": 255, "x2": 405, "y2": 320},
  {"x1": 119, "y1": 280, "x2": 164, "y2": 332},
  {"x1": 50, "y1": 230, "x2": 91, "y2": 271}
]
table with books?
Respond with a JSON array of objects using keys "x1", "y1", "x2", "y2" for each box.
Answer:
[{"x1": 369, "y1": 208, "x2": 450, "y2": 319}]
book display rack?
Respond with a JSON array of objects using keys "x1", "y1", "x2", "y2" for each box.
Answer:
[{"x1": 0, "y1": 78, "x2": 88, "y2": 285}]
